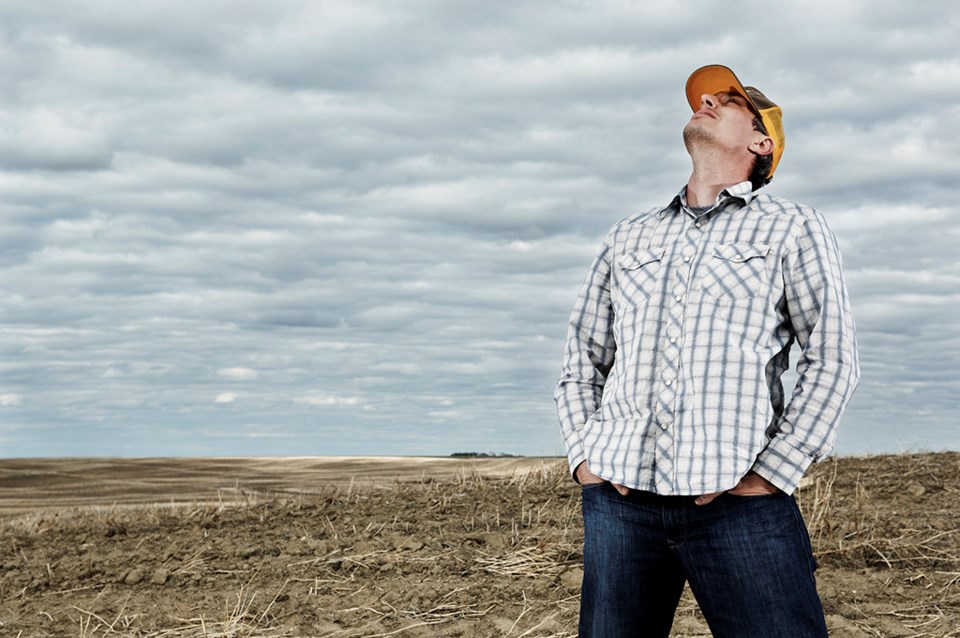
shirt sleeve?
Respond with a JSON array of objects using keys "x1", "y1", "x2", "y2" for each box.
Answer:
[
  {"x1": 752, "y1": 210, "x2": 861, "y2": 493},
  {"x1": 554, "y1": 231, "x2": 618, "y2": 480}
]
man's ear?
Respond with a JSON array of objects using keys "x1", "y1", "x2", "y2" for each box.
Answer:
[{"x1": 751, "y1": 135, "x2": 774, "y2": 157}]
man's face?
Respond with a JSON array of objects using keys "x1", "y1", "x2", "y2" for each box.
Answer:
[{"x1": 683, "y1": 90, "x2": 759, "y2": 156}]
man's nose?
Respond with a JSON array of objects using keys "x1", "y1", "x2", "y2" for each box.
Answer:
[{"x1": 700, "y1": 93, "x2": 718, "y2": 109}]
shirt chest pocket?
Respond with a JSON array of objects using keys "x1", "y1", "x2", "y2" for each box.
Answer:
[
  {"x1": 616, "y1": 247, "x2": 665, "y2": 305},
  {"x1": 700, "y1": 242, "x2": 770, "y2": 300}
]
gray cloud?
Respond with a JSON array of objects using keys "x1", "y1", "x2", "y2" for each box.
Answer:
[{"x1": 0, "y1": 0, "x2": 958, "y2": 457}]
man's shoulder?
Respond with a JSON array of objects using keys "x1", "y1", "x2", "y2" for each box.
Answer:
[
  {"x1": 751, "y1": 193, "x2": 839, "y2": 243},
  {"x1": 609, "y1": 205, "x2": 668, "y2": 232},
  {"x1": 750, "y1": 192, "x2": 819, "y2": 216}
]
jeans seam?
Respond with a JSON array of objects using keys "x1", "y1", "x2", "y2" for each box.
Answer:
[{"x1": 789, "y1": 497, "x2": 819, "y2": 578}]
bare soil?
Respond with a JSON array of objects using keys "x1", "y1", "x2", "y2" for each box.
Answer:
[{"x1": 0, "y1": 452, "x2": 958, "y2": 637}]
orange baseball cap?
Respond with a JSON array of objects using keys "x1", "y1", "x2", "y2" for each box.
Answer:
[{"x1": 685, "y1": 64, "x2": 785, "y2": 179}]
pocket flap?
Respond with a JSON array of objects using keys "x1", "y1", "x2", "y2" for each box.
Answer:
[
  {"x1": 618, "y1": 247, "x2": 665, "y2": 270},
  {"x1": 713, "y1": 243, "x2": 769, "y2": 263}
]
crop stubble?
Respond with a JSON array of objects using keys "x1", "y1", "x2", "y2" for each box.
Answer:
[{"x1": 0, "y1": 452, "x2": 958, "y2": 637}]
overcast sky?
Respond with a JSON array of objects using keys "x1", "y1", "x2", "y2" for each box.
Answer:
[{"x1": 1, "y1": 1, "x2": 958, "y2": 458}]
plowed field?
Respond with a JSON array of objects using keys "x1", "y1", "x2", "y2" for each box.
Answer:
[{"x1": 1, "y1": 453, "x2": 958, "y2": 637}]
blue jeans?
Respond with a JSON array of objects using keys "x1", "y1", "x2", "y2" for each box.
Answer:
[{"x1": 580, "y1": 482, "x2": 828, "y2": 638}]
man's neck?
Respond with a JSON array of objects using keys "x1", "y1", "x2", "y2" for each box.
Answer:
[
  {"x1": 685, "y1": 149, "x2": 751, "y2": 207},
  {"x1": 685, "y1": 176, "x2": 729, "y2": 208}
]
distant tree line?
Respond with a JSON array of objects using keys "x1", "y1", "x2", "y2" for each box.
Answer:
[{"x1": 450, "y1": 452, "x2": 523, "y2": 458}]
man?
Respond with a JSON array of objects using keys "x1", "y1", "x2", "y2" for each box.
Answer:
[{"x1": 554, "y1": 65, "x2": 860, "y2": 637}]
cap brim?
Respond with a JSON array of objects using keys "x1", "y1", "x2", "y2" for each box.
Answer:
[{"x1": 685, "y1": 65, "x2": 757, "y2": 117}]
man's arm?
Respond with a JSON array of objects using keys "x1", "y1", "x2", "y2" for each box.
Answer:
[
  {"x1": 752, "y1": 210, "x2": 861, "y2": 493},
  {"x1": 554, "y1": 233, "x2": 617, "y2": 481}
]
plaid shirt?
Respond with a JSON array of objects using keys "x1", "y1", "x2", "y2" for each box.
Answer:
[{"x1": 555, "y1": 182, "x2": 860, "y2": 495}]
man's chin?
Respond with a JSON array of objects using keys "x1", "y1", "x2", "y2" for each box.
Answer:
[{"x1": 683, "y1": 122, "x2": 713, "y2": 151}]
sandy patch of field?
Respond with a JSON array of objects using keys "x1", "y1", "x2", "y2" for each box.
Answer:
[
  {"x1": 0, "y1": 456, "x2": 550, "y2": 518},
  {"x1": 0, "y1": 452, "x2": 958, "y2": 637}
]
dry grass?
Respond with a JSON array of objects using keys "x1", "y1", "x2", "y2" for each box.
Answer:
[
  {"x1": 800, "y1": 454, "x2": 960, "y2": 570},
  {"x1": 796, "y1": 453, "x2": 960, "y2": 638},
  {"x1": 1, "y1": 453, "x2": 958, "y2": 637}
]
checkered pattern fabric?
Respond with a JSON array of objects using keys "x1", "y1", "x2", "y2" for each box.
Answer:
[{"x1": 555, "y1": 182, "x2": 860, "y2": 495}]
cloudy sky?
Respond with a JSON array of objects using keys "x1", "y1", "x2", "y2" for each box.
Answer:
[{"x1": 1, "y1": 1, "x2": 958, "y2": 458}]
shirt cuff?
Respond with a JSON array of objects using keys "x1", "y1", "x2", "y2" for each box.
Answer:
[
  {"x1": 566, "y1": 446, "x2": 586, "y2": 484},
  {"x1": 752, "y1": 439, "x2": 816, "y2": 495}
]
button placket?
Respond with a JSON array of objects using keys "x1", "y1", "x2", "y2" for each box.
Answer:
[{"x1": 654, "y1": 216, "x2": 701, "y2": 437}]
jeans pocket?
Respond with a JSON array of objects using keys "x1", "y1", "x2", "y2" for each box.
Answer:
[
  {"x1": 581, "y1": 481, "x2": 607, "y2": 490},
  {"x1": 723, "y1": 491, "x2": 783, "y2": 500}
]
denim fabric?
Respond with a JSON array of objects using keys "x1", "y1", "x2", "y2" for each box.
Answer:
[{"x1": 579, "y1": 482, "x2": 828, "y2": 638}]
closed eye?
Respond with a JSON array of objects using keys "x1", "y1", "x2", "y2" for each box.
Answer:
[{"x1": 718, "y1": 92, "x2": 749, "y2": 108}]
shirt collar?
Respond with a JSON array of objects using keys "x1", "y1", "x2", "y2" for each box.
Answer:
[{"x1": 660, "y1": 180, "x2": 759, "y2": 218}]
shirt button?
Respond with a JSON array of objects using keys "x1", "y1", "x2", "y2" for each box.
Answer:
[
  {"x1": 695, "y1": 222, "x2": 701, "y2": 228},
  {"x1": 683, "y1": 255, "x2": 691, "y2": 263},
  {"x1": 674, "y1": 295, "x2": 683, "y2": 302},
  {"x1": 670, "y1": 337, "x2": 678, "y2": 344}
]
